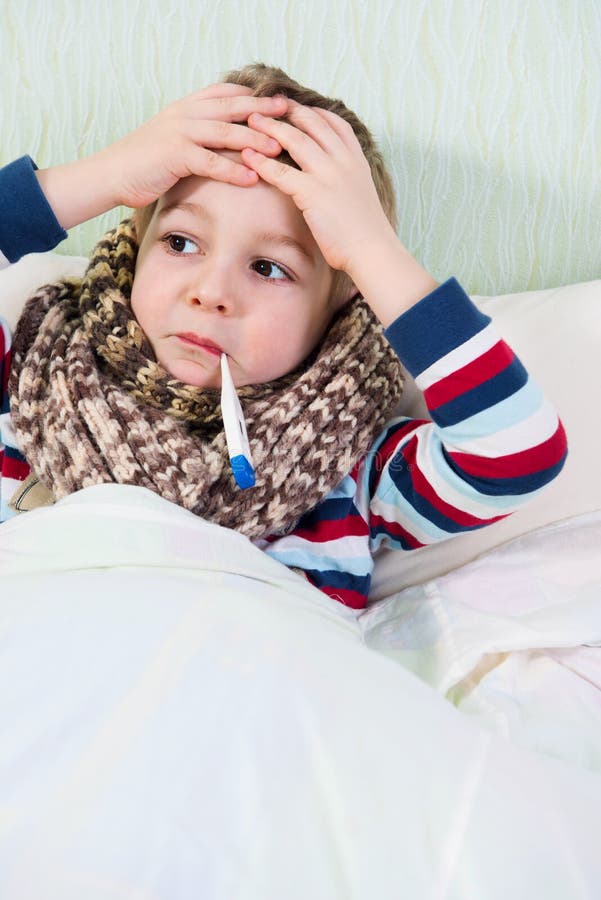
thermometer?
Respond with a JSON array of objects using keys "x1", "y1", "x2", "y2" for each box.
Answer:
[{"x1": 220, "y1": 353, "x2": 256, "y2": 489}]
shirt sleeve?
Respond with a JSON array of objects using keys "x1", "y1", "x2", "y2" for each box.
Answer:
[
  {"x1": 0, "y1": 156, "x2": 67, "y2": 269},
  {"x1": 362, "y1": 277, "x2": 568, "y2": 552}
]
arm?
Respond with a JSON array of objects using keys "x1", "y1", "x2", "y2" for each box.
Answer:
[
  {"x1": 0, "y1": 84, "x2": 288, "y2": 269},
  {"x1": 0, "y1": 157, "x2": 67, "y2": 269},
  {"x1": 242, "y1": 104, "x2": 567, "y2": 545},
  {"x1": 361, "y1": 278, "x2": 567, "y2": 549},
  {"x1": 241, "y1": 98, "x2": 439, "y2": 324}
]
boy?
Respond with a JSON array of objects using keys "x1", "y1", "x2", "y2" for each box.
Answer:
[{"x1": 0, "y1": 64, "x2": 567, "y2": 609}]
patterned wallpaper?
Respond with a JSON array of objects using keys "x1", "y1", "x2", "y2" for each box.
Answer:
[{"x1": 1, "y1": 0, "x2": 600, "y2": 294}]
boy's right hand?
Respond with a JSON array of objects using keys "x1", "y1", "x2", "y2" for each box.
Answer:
[
  {"x1": 105, "y1": 84, "x2": 287, "y2": 207},
  {"x1": 36, "y1": 84, "x2": 286, "y2": 230}
]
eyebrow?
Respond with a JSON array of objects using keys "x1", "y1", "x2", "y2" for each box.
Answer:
[
  {"x1": 157, "y1": 202, "x2": 316, "y2": 267},
  {"x1": 157, "y1": 201, "x2": 213, "y2": 222},
  {"x1": 254, "y1": 231, "x2": 316, "y2": 266}
]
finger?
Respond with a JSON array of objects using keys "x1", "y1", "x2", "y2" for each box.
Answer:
[
  {"x1": 309, "y1": 105, "x2": 364, "y2": 152},
  {"x1": 189, "y1": 120, "x2": 281, "y2": 156},
  {"x1": 187, "y1": 82, "x2": 254, "y2": 101},
  {"x1": 187, "y1": 93, "x2": 288, "y2": 124},
  {"x1": 240, "y1": 148, "x2": 304, "y2": 196},
  {"x1": 283, "y1": 99, "x2": 347, "y2": 153},
  {"x1": 188, "y1": 147, "x2": 261, "y2": 186},
  {"x1": 247, "y1": 113, "x2": 322, "y2": 170}
]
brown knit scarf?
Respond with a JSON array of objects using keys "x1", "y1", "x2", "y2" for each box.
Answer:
[{"x1": 9, "y1": 219, "x2": 404, "y2": 540}]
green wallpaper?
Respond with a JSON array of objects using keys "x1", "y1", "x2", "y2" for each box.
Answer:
[{"x1": 1, "y1": 0, "x2": 599, "y2": 294}]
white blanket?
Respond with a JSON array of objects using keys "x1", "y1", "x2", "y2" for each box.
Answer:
[{"x1": 1, "y1": 484, "x2": 600, "y2": 899}]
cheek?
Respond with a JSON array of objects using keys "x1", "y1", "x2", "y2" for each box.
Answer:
[{"x1": 130, "y1": 272, "x2": 160, "y2": 331}]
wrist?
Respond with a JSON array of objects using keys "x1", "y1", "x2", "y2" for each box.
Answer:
[
  {"x1": 348, "y1": 230, "x2": 439, "y2": 328},
  {"x1": 36, "y1": 152, "x2": 121, "y2": 231}
]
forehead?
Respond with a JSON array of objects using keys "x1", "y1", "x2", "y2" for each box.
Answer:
[{"x1": 158, "y1": 154, "x2": 303, "y2": 232}]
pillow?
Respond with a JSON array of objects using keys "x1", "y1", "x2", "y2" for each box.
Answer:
[
  {"x1": 0, "y1": 251, "x2": 88, "y2": 329},
  {"x1": 371, "y1": 278, "x2": 601, "y2": 599}
]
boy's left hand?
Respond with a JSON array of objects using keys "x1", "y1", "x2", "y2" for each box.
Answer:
[{"x1": 241, "y1": 100, "x2": 395, "y2": 281}]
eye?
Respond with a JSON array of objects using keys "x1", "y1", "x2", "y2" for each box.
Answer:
[
  {"x1": 251, "y1": 259, "x2": 290, "y2": 281},
  {"x1": 162, "y1": 233, "x2": 198, "y2": 255}
]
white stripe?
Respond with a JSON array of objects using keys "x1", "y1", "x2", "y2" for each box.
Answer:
[
  {"x1": 441, "y1": 396, "x2": 560, "y2": 457},
  {"x1": 438, "y1": 377, "x2": 542, "y2": 440},
  {"x1": 370, "y1": 489, "x2": 448, "y2": 543},
  {"x1": 1, "y1": 316, "x2": 13, "y2": 348},
  {"x1": 414, "y1": 427, "x2": 536, "y2": 516},
  {"x1": 0, "y1": 248, "x2": 10, "y2": 270},
  {"x1": 415, "y1": 321, "x2": 501, "y2": 390}
]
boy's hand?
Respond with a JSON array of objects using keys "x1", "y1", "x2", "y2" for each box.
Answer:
[
  {"x1": 106, "y1": 84, "x2": 287, "y2": 207},
  {"x1": 36, "y1": 85, "x2": 286, "y2": 231},
  {"x1": 242, "y1": 99, "x2": 393, "y2": 277},
  {"x1": 242, "y1": 100, "x2": 437, "y2": 325}
]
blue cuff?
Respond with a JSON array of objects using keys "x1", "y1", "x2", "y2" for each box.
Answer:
[
  {"x1": 0, "y1": 156, "x2": 67, "y2": 263},
  {"x1": 383, "y1": 277, "x2": 492, "y2": 377}
]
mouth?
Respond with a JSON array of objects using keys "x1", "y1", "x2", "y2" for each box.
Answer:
[{"x1": 176, "y1": 333, "x2": 224, "y2": 356}]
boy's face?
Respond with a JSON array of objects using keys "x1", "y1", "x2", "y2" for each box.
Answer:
[{"x1": 131, "y1": 157, "x2": 343, "y2": 389}]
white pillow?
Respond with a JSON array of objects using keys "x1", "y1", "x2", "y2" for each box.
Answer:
[
  {"x1": 0, "y1": 251, "x2": 88, "y2": 328},
  {"x1": 371, "y1": 279, "x2": 601, "y2": 599}
]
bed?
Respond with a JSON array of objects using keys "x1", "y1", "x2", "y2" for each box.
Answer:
[
  {"x1": 2, "y1": 2, "x2": 601, "y2": 892},
  {"x1": 1, "y1": 252, "x2": 600, "y2": 898}
]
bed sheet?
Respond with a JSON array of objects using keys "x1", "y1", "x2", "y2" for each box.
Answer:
[
  {"x1": 361, "y1": 511, "x2": 601, "y2": 770},
  {"x1": 1, "y1": 484, "x2": 600, "y2": 899}
]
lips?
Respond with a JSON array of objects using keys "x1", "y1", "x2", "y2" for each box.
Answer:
[{"x1": 177, "y1": 333, "x2": 224, "y2": 356}]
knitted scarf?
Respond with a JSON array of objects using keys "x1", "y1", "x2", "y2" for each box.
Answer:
[{"x1": 9, "y1": 219, "x2": 404, "y2": 540}]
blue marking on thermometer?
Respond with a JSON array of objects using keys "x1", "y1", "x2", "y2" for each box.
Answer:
[{"x1": 220, "y1": 353, "x2": 256, "y2": 489}]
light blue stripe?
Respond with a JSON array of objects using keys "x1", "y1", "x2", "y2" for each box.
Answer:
[
  {"x1": 264, "y1": 541, "x2": 372, "y2": 577},
  {"x1": 0, "y1": 498, "x2": 17, "y2": 523},
  {"x1": 326, "y1": 474, "x2": 359, "y2": 501},
  {"x1": 374, "y1": 472, "x2": 451, "y2": 541},
  {"x1": 439, "y1": 378, "x2": 544, "y2": 444},
  {"x1": 426, "y1": 431, "x2": 542, "y2": 511}
]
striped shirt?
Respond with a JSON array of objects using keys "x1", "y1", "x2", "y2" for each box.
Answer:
[{"x1": 0, "y1": 157, "x2": 567, "y2": 608}]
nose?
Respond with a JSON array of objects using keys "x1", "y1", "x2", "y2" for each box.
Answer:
[{"x1": 185, "y1": 258, "x2": 235, "y2": 315}]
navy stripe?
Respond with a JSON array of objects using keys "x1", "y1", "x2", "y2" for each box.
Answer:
[
  {"x1": 305, "y1": 567, "x2": 371, "y2": 595},
  {"x1": 443, "y1": 449, "x2": 568, "y2": 496},
  {"x1": 369, "y1": 522, "x2": 420, "y2": 550},
  {"x1": 384, "y1": 278, "x2": 491, "y2": 376},
  {"x1": 3, "y1": 444, "x2": 27, "y2": 463},
  {"x1": 430, "y1": 358, "x2": 529, "y2": 426},
  {"x1": 388, "y1": 463, "x2": 486, "y2": 533},
  {"x1": 296, "y1": 495, "x2": 359, "y2": 527}
]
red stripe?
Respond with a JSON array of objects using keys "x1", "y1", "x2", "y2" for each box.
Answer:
[
  {"x1": 370, "y1": 420, "x2": 428, "y2": 482},
  {"x1": 447, "y1": 420, "x2": 568, "y2": 479},
  {"x1": 293, "y1": 512, "x2": 368, "y2": 542},
  {"x1": 401, "y1": 436, "x2": 506, "y2": 527},
  {"x1": 321, "y1": 585, "x2": 367, "y2": 610},
  {"x1": 369, "y1": 513, "x2": 425, "y2": 549},
  {"x1": 424, "y1": 340, "x2": 515, "y2": 410},
  {"x1": 2, "y1": 455, "x2": 30, "y2": 481}
]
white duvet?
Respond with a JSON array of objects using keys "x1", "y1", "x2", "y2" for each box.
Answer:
[{"x1": 1, "y1": 484, "x2": 600, "y2": 899}]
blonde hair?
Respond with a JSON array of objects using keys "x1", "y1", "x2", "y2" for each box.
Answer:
[{"x1": 135, "y1": 63, "x2": 396, "y2": 298}]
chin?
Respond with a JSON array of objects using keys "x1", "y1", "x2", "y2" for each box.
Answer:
[{"x1": 162, "y1": 359, "x2": 220, "y2": 391}]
